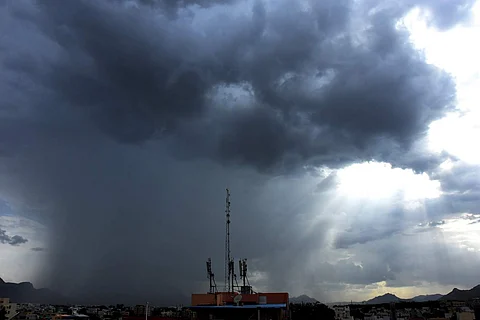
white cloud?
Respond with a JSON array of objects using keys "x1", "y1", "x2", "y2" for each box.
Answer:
[
  {"x1": 437, "y1": 214, "x2": 480, "y2": 252},
  {"x1": 336, "y1": 161, "x2": 441, "y2": 201},
  {"x1": 403, "y1": 3, "x2": 480, "y2": 165},
  {"x1": 0, "y1": 215, "x2": 47, "y2": 285}
]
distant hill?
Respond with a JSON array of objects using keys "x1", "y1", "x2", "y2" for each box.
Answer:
[
  {"x1": 0, "y1": 278, "x2": 67, "y2": 304},
  {"x1": 410, "y1": 294, "x2": 443, "y2": 302},
  {"x1": 290, "y1": 295, "x2": 319, "y2": 304},
  {"x1": 440, "y1": 285, "x2": 480, "y2": 301},
  {"x1": 365, "y1": 293, "x2": 402, "y2": 304},
  {"x1": 365, "y1": 293, "x2": 443, "y2": 304},
  {"x1": 364, "y1": 284, "x2": 480, "y2": 305}
]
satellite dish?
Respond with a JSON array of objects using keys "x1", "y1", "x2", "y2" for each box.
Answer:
[{"x1": 233, "y1": 294, "x2": 243, "y2": 305}]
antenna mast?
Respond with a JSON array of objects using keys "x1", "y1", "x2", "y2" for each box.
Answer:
[
  {"x1": 206, "y1": 258, "x2": 217, "y2": 294},
  {"x1": 224, "y1": 188, "x2": 232, "y2": 292},
  {"x1": 238, "y1": 258, "x2": 253, "y2": 294}
]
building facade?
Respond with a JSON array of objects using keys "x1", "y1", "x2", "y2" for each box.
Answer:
[
  {"x1": 0, "y1": 298, "x2": 17, "y2": 320},
  {"x1": 190, "y1": 292, "x2": 289, "y2": 320}
]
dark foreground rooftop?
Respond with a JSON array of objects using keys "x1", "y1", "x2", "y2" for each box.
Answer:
[{"x1": 190, "y1": 304, "x2": 287, "y2": 309}]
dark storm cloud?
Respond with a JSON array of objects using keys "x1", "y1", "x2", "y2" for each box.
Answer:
[
  {"x1": 0, "y1": 0, "x2": 477, "y2": 304},
  {"x1": 285, "y1": 259, "x2": 397, "y2": 297},
  {"x1": 369, "y1": 229, "x2": 480, "y2": 289},
  {"x1": 335, "y1": 225, "x2": 400, "y2": 249},
  {"x1": 1, "y1": 0, "x2": 459, "y2": 172},
  {"x1": 426, "y1": 163, "x2": 480, "y2": 216},
  {"x1": 0, "y1": 228, "x2": 28, "y2": 246},
  {"x1": 436, "y1": 164, "x2": 480, "y2": 195}
]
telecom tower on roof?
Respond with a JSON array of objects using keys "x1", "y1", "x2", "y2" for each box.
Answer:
[
  {"x1": 222, "y1": 188, "x2": 253, "y2": 294},
  {"x1": 224, "y1": 188, "x2": 232, "y2": 292}
]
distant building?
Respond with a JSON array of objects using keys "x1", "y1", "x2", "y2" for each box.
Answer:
[
  {"x1": 451, "y1": 302, "x2": 467, "y2": 308},
  {"x1": 14, "y1": 312, "x2": 38, "y2": 320},
  {"x1": 334, "y1": 305, "x2": 354, "y2": 320},
  {"x1": 86, "y1": 308, "x2": 98, "y2": 315},
  {"x1": 364, "y1": 313, "x2": 376, "y2": 320},
  {"x1": 0, "y1": 298, "x2": 17, "y2": 319},
  {"x1": 133, "y1": 305, "x2": 151, "y2": 317},
  {"x1": 52, "y1": 314, "x2": 89, "y2": 320}
]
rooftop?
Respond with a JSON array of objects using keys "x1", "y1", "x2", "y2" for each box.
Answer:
[{"x1": 190, "y1": 304, "x2": 287, "y2": 309}]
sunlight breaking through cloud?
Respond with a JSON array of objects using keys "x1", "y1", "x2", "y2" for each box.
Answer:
[
  {"x1": 403, "y1": 3, "x2": 480, "y2": 165},
  {"x1": 336, "y1": 162, "x2": 441, "y2": 201}
]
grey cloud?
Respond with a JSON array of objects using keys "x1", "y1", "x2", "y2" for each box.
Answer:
[
  {"x1": 0, "y1": 199, "x2": 13, "y2": 215},
  {"x1": 313, "y1": 260, "x2": 397, "y2": 286},
  {"x1": 0, "y1": 139, "x2": 290, "y2": 303},
  {"x1": 335, "y1": 226, "x2": 399, "y2": 249},
  {"x1": 0, "y1": 228, "x2": 28, "y2": 246},
  {"x1": 8, "y1": 234, "x2": 28, "y2": 245},
  {"x1": 332, "y1": 203, "x2": 411, "y2": 248},
  {"x1": 315, "y1": 173, "x2": 339, "y2": 193},
  {"x1": 0, "y1": 0, "x2": 477, "y2": 305},
  {"x1": 31, "y1": 247, "x2": 46, "y2": 252},
  {"x1": 462, "y1": 214, "x2": 480, "y2": 220},
  {"x1": 428, "y1": 220, "x2": 445, "y2": 227},
  {"x1": 435, "y1": 163, "x2": 480, "y2": 194},
  {"x1": 1, "y1": 0, "x2": 458, "y2": 173},
  {"x1": 379, "y1": 231, "x2": 480, "y2": 288},
  {"x1": 417, "y1": 220, "x2": 446, "y2": 228},
  {"x1": 318, "y1": 229, "x2": 480, "y2": 297},
  {"x1": 426, "y1": 163, "x2": 480, "y2": 217},
  {"x1": 414, "y1": 0, "x2": 477, "y2": 30},
  {"x1": 462, "y1": 214, "x2": 480, "y2": 224},
  {"x1": 411, "y1": 220, "x2": 446, "y2": 234}
]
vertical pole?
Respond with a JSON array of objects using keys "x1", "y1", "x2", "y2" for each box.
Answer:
[
  {"x1": 225, "y1": 188, "x2": 231, "y2": 292},
  {"x1": 145, "y1": 302, "x2": 148, "y2": 320}
]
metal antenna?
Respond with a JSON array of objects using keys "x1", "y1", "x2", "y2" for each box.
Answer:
[
  {"x1": 241, "y1": 259, "x2": 247, "y2": 287},
  {"x1": 229, "y1": 259, "x2": 237, "y2": 292},
  {"x1": 224, "y1": 188, "x2": 231, "y2": 292},
  {"x1": 206, "y1": 258, "x2": 217, "y2": 294},
  {"x1": 238, "y1": 258, "x2": 253, "y2": 294}
]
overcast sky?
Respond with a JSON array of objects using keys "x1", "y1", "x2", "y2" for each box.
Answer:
[{"x1": 0, "y1": 0, "x2": 479, "y2": 305}]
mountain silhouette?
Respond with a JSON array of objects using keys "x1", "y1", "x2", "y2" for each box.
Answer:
[
  {"x1": 364, "y1": 284, "x2": 480, "y2": 305},
  {"x1": 365, "y1": 293, "x2": 402, "y2": 304},
  {"x1": 410, "y1": 294, "x2": 443, "y2": 302},
  {"x1": 0, "y1": 278, "x2": 67, "y2": 304},
  {"x1": 290, "y1": 295, "x2": 319, "y2": 304},
  {"x1": 440, "y1": 285, "x2": 480, "y2": 301}
]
